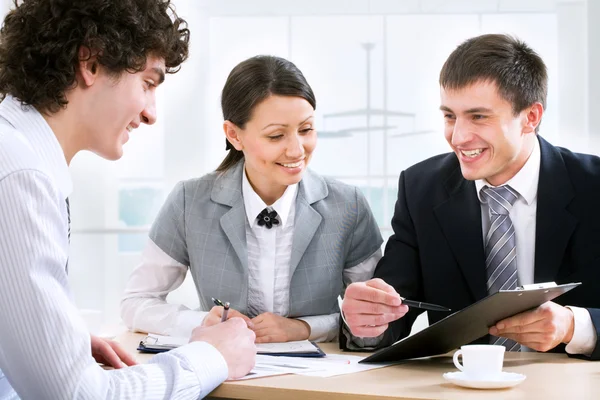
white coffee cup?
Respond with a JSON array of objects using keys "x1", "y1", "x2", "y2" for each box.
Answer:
[{"x1": 453, "y1": 345, "x2": 505, "y2": 378}]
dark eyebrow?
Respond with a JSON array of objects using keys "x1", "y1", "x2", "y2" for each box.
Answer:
[
  {"x1": 151, "y1": 67, "x2": 165, "y2": 85},
  {"x1": 262, "y1": 115, "x2": 314, "y2": 131},
  {"x1": 439, "y1": 106, "x2": 493, "y2": 114},
  {"x1": 464, "y1": 107, "x2": 493, "y2": 114}
]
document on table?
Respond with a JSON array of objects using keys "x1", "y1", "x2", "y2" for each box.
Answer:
[
  {"x1": 256, "y1": 340, "x2": 317, "y2": 353},
  {"x1": 235, "y1": 359, "x2": 324, "y2": 381},
  {"x1": 139, "y1": 334, "x2": 323, "y2": 356},
  {"x1": 138, "y1": 334, "x2": 396, "y2": 379},
  {"x1": 254, "y1": 354, "x2": 395, "y2": 378},
  {"x1": 233, "y1": 366, "x2": 293, "y2": 381}
]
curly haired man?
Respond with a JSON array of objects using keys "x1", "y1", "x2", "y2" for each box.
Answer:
[{"x1": 0, "y1": 1, "x2": 256, "y2": 398}]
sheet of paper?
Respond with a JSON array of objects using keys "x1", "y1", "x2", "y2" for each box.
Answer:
[
  {"x1": 298, "y1": 355, "x2": 395, "y2": 377},
  {"x1": 255, "y1": 354, "x2": 395, "y2": 378},
  {"x1": 146, "y1": 333, "x2": 188, "y2": 348},
  {"x1": 147, "y1": 333, "x2": 396, "y2": 378},
  {"x1": 231, "y1": 367, "x2": 289, "y2": 381},
  {"x1": 233, "y1": 358, "x2": 327, "y2": 380},
  {"x1": 517, "y1": 281, "x2": 557, "y2": 290},
  {"x1": 256, "y1": 340, "x2": 317, "y2": 353}
]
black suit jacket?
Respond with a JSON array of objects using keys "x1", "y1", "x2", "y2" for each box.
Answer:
[{"x1": 369, "y1": 136, "x2": 600, "y2": 359}]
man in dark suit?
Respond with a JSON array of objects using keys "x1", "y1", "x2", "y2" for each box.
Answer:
[{"x1": 341, "y1": 33, "x2": 600, "y2": 359}]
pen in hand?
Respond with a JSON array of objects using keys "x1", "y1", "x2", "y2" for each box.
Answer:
[
  {"x1": 212, "y1": 297, "x2": 254, "y2": 328},
  {"x1": 212, "y1": 297, "x2": 225, "y2": 307},
  {"x1": 400, "y1": 297, "x2": 451, "y2": 312},
  {"x1": 212, "y1": 297, "x2": 230, "y2": 322},
  {"x1": 221, "y1": 302, "x2": 230, "y2": 322}
]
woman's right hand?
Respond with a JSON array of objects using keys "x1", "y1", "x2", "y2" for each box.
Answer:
[
  {"x1": 190, "y1": 318, "x2": 256, "y2": 379},
  {"x1": 202, "y1": 306, "x2": 253, "y2": 328}
]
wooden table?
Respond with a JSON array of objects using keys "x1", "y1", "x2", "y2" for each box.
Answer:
[{"x1": 116, "y1": 332, "x2": 600, "y2": 399}]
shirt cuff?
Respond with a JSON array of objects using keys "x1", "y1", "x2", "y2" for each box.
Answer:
[
  {"x1": 167, "y1": 341, "x2": 229, "y2": 395},
  {"x1": 296, "y1": 314, "x2": 338, "y2": 342},
  {"x1": 565, "y1": 306, "x2": 597, "y2": 356},
  {"x1": 172, "y1": 310, "x2": 209, "y2": 337},
  {"x1": 338, "y1": 295, "x2": 383, "y2": 349},
  {"x1": 341, "y1": 322, "x2": 384, "y2": 350}
]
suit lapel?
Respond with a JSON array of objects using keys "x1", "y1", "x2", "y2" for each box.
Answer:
[
  {"x1": 289, "y1": 169, "x2": 327, "y2": 277},
  {"x1": 534, "y1": 137, "x2": 577, "y2": 282},
  {"x1": 289, "y1": 199, "x2": 322, "y2": 276},
  {"x1": 212, "y1": 162, "x2": 248, "y2": 275},
  {"x1": 219, "y1": 200, "x2": 248, "y2": 274},
  {"x1": 433, "y1": 165, "x2": 488, "y2": 301}
]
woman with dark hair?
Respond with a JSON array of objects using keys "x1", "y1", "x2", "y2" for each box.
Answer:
[{"x1": 122, "y1": 55, "x2": 383, "y2": 343}]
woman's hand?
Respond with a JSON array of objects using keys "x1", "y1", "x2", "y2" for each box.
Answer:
[
  {"x1": 202, "y1": 306, "x2": 253, "y2": 328},
  {"x1": 251, "y1": 312, "x2": 311, "y2": 343}
]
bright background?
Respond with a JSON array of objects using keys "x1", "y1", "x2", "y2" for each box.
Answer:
[{"x1": 1, "y1": 0, "x2": 596, "y2": 335}]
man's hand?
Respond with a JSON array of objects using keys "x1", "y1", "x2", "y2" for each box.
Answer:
[
  {"x1": 490, "y1": 301, "x2": 575, "y2": 352},
  {"x1": 91, "y1": 335, "x2": 138, "y2": 369},
  {"x1": 191, "y1": 317, "x2": 257, "y2": 380},
  {"x1": 251, "y1": 312, "x2": 310, "y2": 343},
  {"x1": 202, "y1": 306, "x2": 253, "y2": 328},
  {"x1": 341, "y1": 278, "x2": 409, "y2": 337}
]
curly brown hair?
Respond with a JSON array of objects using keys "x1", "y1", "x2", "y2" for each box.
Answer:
[{"x1": 0, "y1": 0, "x2": 190, "y2": 113}]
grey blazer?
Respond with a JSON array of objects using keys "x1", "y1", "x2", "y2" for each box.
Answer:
[{"x1": 149, "y1": 161, "x2": 383, "y2": 318}]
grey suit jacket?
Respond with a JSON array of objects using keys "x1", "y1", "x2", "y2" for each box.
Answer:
[{"x1": 149, "y1": 161, "x2": 383, "y2": 318}]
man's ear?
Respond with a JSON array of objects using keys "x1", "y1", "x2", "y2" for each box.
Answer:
[
  {"x1": 77, "y1": 46, "x2": 99, "y2": 87},
  {"x1": 522, "y1": 102, "x2": 544, "y2": 134},
  {"x1": 223, "y1": 120, "x2": 244, "y2": 151}
]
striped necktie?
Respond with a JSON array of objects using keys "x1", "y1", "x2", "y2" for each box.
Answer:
[
  {"x1": 66, "y1": 198, "x2": 71, "y2": 242},
  {"x1": 481, "y1": 185, "x2": 521, "y2": 351}
]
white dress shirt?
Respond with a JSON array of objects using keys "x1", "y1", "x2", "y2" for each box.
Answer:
[
  {"x1": 475, "y1": 138, "x2": 596, "y2": 355},
  {"x1": 122, "y1": 166, "x2": 381, "y2": 342},
  {"x1": 243, "y1": 167, "x2": 297, "y2": 318},
  {"x1": 0, "y1": 96, "x2": 228, "y2": 399}
]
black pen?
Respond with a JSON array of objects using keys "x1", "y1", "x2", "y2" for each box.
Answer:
[
  {"x1": 212, "y1": 297, "x2": 225, "y2": 307},
  {"x1": 401, "y1": 298, "x2": 451, "y2": 312}
]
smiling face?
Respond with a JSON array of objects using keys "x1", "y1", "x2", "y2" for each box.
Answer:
[
  {"x1": 225, "y1": 95, "x2": 316, "y2": 204},
  {"x1": 82, "y1": 56, "x2": 165, "y2": 160},
  {"x1": 440, "y1": 80, "x2": 541, "y2": 186}
]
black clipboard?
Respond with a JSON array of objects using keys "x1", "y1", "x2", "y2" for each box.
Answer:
[{"x1": 360, "y1": 282, "x2": 581, "y2": 363}]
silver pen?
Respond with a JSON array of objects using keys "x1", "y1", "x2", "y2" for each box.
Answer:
[{"x1": 220, "y1": 301, "x2": 230, "y2": 322}]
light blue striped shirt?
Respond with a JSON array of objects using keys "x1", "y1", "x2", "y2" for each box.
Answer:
[{"x1": 0, "y1": 96, "x2": 228, "y2": 399}]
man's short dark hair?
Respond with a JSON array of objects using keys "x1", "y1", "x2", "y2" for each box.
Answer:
[
  {"x1": 440, "y1": 34, "x2": 547, "y2": 123},
  {"x1": 0, "y1": 0, "x2": 190, "y2": 113}
]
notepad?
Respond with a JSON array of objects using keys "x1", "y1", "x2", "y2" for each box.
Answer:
[
  {"x1": 253, "y1": 340, "x2": 325, "y2": 357},
  {"x1": 138, "y1": 334, "x2": 187, "y2": 352},
  {"x1": 138, "y1": 334, "x2": 325, "y2": 357}
]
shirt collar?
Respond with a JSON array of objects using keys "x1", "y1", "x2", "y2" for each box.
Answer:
[
  {"x1": 242, "y1": 166, "x2": 297, "y2": 229},
  {"x1": 0, "y1": 95, "x2": 72, "y2": 199},
  {"x1": 475, "y1": 137, "x2": 540, "y2": 206}
]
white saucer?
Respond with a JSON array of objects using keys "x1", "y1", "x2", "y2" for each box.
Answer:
[{"x1": 443, "y1": 371, "x2": 526, "y2": 389}]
